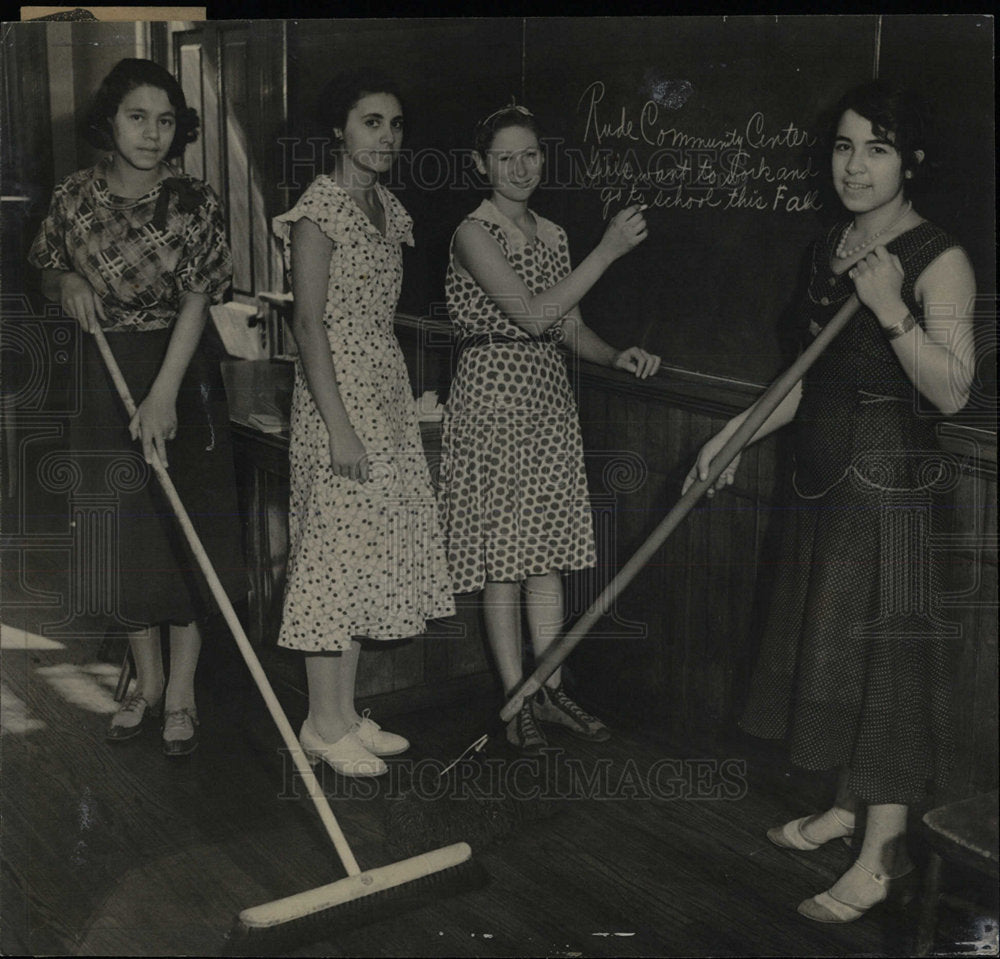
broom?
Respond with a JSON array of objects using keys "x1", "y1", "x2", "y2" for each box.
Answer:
[
  {"x1": 386, "y1": 294, "x2": 861, "y2": 855},
  {"x1": 90, "y1": 326, "x2": 486, "y2": 951}
]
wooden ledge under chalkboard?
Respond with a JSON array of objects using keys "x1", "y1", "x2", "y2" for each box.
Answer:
[
  {"x1": 579, "y1": 361, "x2": 996, "y2": 469},
  {"x1": 393, "y1": 311, "x2": 997, "y2": 476},
  {"x1": 936, "y1": 421, "x2": 997, "y2": 476},
  {"x1": 576, "y1": 362, "x2": 996, "y2": 475},
  {"x1": 394, "y1": 310, "x2": 765, "y2": 412}
]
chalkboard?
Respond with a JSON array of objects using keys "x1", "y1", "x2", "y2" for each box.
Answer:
[
  {"x1": 522, "y1": 16, "x2": 884, "y2": 385},
  {"x1": 286, "y1": 16, "x2": 995, "y2": 395}
]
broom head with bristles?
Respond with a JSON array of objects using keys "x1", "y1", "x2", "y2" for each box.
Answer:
[
  {"x1": 384, "y1": 743, "x2": 568, "y2": 857},
  {"x1": 226, "y1": 841, "x2": 487, "y2": 954}
]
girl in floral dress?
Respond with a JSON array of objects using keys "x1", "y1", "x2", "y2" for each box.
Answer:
[
  {"x1": 273, "y1": 70, "x2": 454, "y2": 778},
  {"x1": 440, "y1": 104, "x2": 661, "y2": 753}
]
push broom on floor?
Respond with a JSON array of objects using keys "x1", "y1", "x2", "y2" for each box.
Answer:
[
  {"x1": 387, "y1": 294, "x2": 862, "y2": 855},
  {"x1": 90, "y1": 325, "x2": 485, "y2": 951}
]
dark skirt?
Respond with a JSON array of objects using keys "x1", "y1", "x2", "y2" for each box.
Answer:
[
  {"x1": 70, "y1": 327, "x2": 245, "y2": 629},
  {"x1": 740, "y1": 466, "x2": 959, "y2": 806}
]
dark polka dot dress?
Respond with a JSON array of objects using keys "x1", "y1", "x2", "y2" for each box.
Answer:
[
  {"x1": 272, "y1": 177, "x2": 455, "y2": 651},
  {"x1": 740, "y1": 222, "x2": 964, "y2": 805},
  {"x1": 439, "y1": 199, "x2": 597, "y2": 593}
]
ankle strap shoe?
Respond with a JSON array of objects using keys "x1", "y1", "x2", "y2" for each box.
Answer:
[
  {"x1": 767, "y1": 809, "x2": 855, "y2": 851},
  {"x1": 797, "y1": 859, "x2": 890, "y2": 923}
]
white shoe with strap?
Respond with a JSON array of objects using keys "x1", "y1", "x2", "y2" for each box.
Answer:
[
  {"x1": 797, "y1": 858, "x2": 914, "y2": 923},
  {"x1": 767, "y1": 808, "x2": 855, "y2": 850}
]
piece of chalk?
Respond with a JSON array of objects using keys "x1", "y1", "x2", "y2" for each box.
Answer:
[{"x1": 639, "y1": 204, "x2": 649, "y2": 211}]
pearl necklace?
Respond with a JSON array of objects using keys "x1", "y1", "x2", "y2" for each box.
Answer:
[{"x1": 835, "y1": 200, "x2": 912, "y2": 259}]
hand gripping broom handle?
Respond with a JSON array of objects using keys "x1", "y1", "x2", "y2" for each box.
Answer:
[
  {"x1": 500, "y1": 294, "x2": 860, "y2": 724},
  {"x1": 91, "y1": 326, "x2": 363, "y2": 877}
]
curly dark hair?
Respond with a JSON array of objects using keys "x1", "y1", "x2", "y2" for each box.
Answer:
[
  {"x1": 83, "y1": 58, "x2": 199, "y2": 161},
  {"x1": 313, "y1": 68, "x2": 404, "y2": 137},
  {"x1": 823, "y1": 80, "x2": 934, "y2": 195},
  {"x1": 474, "y1": 104, "x2": 542, "y2": 159}
]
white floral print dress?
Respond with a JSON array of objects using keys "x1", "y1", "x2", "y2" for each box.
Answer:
[{"x1": 273, "y1": 177, "x2": 455, "y2": 651}]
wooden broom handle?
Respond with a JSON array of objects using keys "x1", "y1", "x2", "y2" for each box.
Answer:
[
  {"x1": 500, "y1": 294, "x2": 861, "y2": 723},
  {"x1": 91, "y1": 325, "x2": 363, "y2": 877}
]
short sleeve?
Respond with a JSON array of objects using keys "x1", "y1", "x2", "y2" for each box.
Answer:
[
  {"x1": 272, "y1": 177, "x2": 352, "y2": 270},
  {"x1": 175, "y1": 184, "x2": 232, "y2": 303},
  {"x1": 380, "y1": 185, "x2": 414, "y2": 248},
  {"x1": 28, "y1": 179, "x2": 74, "y2": 273}
]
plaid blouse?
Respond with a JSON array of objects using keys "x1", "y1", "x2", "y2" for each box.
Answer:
[{"x1": 29, "y1": 157, "x2": 232, "y2": 331}]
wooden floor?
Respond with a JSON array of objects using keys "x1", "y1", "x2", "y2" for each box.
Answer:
[{"x1": 1, "y1": 566, "x2": 995, "y2": 957}]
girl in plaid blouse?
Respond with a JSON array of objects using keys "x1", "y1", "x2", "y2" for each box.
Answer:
[{"x1": 30, "y1": 58, "x2": 243, "y2": 757}]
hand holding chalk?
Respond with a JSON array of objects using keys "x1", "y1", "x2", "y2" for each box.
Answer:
[{"x1": 599, "y1": 203, "x2": 649, "y2": 261}]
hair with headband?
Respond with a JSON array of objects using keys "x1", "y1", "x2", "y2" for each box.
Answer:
[{"x1": 474, "y1": 102, "x2": 541, "y2": 158}]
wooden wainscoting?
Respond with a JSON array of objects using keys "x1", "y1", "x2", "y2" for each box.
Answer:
[
  {"x1": 565, "y1": 364, "x2": 782, "y2": 739},
  {"x1": 567, "y1": 360, "x2": 998, "y2": 800},
  {"x1": 240, "y1": 316, "x2": 996, "y2": 798}
]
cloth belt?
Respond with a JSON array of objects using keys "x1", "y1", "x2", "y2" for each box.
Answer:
[{"x1": 457, "y1": 330, "x2": 561, "y2": 356}]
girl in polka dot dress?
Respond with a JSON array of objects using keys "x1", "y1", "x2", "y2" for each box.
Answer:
[
  {"x1": 273, "y1": 71, "x2": 455, "y2": 778},
  {"x1": 439, "y1": 105, "x2": 661, "y2": 754},
  {"x1": 686, "y1": 82, "x2": 975, "y2": 923}
]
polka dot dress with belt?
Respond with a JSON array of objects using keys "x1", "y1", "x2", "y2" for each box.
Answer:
[
  {"x1": 440, "y1": 199, "x2": 597, "y2": 593},
  {"x1": 273, "y1": 177, "x2": 455, "y2": 651}
]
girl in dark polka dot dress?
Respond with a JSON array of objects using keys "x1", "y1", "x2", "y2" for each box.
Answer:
[
  {"x1": 273, "y1": 71, "x2": 454, "y2": 778},
  {"x1": 687, "y1": 81, "x2": 976, "y2": 923},
  {"x1": 439, "y1": 104, "x2": 661, "y2": 754}
]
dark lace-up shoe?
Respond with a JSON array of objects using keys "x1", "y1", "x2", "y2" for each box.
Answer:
[
  {"x1": 532, "y1": 685, "x2": 610, "y2": 742},
  {"x1": 506, "y1": 699, "x2": 548, "y2": 755},
  {"x1": 106, "y1": 694, "x2": 161, "y2": 741}
]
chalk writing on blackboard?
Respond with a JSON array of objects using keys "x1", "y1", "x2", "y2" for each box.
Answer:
[{"x1": 575, "y1": 80, "x2": 823, "y2": 218}]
